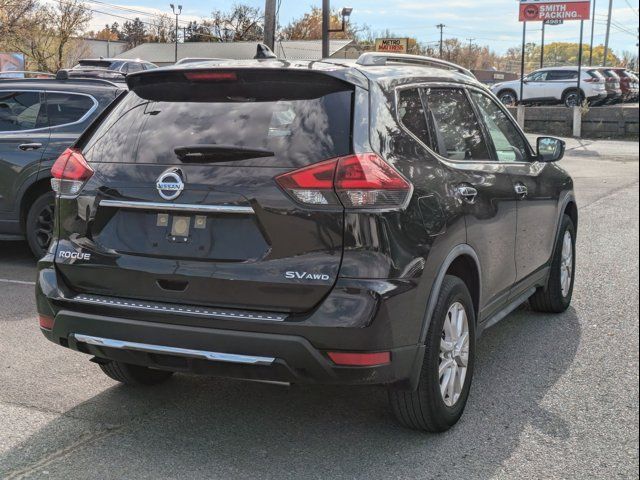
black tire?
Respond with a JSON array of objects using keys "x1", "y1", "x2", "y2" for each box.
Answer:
[
  {"x1": 563, "y1": 89, "x2": 583, "y2": 107},
  {"x1": 498, "y1": 89, "x2": 517, "y2": 106},
  {"x1": 25, "y1": 191, "x2": 56, "y2": 259},
  {"x1": 530, "y1": 215, "x2": 576, "y2": 313},
  {"x1": 99, "y1": 361, "x2": 174, "y2": 385},
  {"x1": 388, "y1": 275, "x2": 476, "y2": 432}
]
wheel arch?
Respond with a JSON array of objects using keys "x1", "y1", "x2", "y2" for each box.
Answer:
[
  {"x1": 19, "y1": 176, "x2": 53, "y2": 232},
  {"x1": 419, "y1": 244, "x2": 482, "y2": 345}
]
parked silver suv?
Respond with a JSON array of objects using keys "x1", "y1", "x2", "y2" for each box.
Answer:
[{"x1": 492, "y1": 66, "x2": 607, "y2": 107}]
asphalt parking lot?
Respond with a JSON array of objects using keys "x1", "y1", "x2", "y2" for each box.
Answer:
[{"x1": 0, "y1": 137, "x2": 638, "y2": 479}]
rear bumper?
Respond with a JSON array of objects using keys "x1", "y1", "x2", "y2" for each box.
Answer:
[{"x1": 36, "y1": 259, "x2": 426, "y2": 387}]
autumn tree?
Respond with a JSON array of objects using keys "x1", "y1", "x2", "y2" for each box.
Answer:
[
  {"x1": 210, "y1": 4, "x2": 263, "y2": 42},
  {"x1": 122, "y1": 18, "x2": 146, "y2": 48},
  {"x1": 0, "y1": 0, "x2": 36, "y2": 40},
  {"x1": 147, "y1": 13, "x2": 175, "y2": 43},
  {"x1": 184, "y1": 21, "x2": 216, "y2": 42},
  {"x1": 282, "y1": 7, "x2": 357, "y2": 40},
  {"x1": 6, "y1": 0, "x2": 92, "y2": 71}
]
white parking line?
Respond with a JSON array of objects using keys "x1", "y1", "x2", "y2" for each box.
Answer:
[{"x1": 0, "y1": 278, "x2": 36, "y2": 286}]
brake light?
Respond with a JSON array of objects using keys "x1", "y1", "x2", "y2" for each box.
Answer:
[
  {"x1": 184, "y1": 71, "x2": 237, "y2": 82},
  {"x1": 51, "y1": 148, "x2": 93, "y2": 195},
  {"x1": 327, "y1": 351, "x2": 391, "y2": 366},
  {"x1": 275, "y1": 153, "x2": 411, "y2": 209}
]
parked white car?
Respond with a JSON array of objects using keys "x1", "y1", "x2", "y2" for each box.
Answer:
[{"x1": 491, "y1": 66, "x2": 608, "y2": 107}]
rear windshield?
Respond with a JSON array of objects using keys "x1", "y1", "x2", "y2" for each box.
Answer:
[
  {"x1": 81, "y1": 74, "x2": 353, "y2": 167},
  {"x1": 74, "y1": 60, "x2": 120, "y2": 70},
  {"x1": 586, "y1": 70, "x2": 605, "y2": 79}
]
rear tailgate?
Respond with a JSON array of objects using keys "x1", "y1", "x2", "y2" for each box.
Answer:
[{"x1": 54, "y1": 68, "x2": 355, "y2": 313}]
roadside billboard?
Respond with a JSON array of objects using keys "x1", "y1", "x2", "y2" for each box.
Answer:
[
  {"x1": 375, "y1": 38, "x2": 409, "y2": 54},
  {"x1": 0, "y1": 53, "x2": 25, "y2": 77},
  {"x1": 519, "y1": 0, "x2": 591, "y2": 22}
]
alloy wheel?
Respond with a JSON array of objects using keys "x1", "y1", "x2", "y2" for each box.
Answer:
[
  {"x1": 34, "y1": 203, "x2": 55, "y2": 253},
  {"x1": 560, "y1": 230, "x2": 573, "y2": 297},
  {"x1": 439, "y1": 302, "x2": 469, "y2": 407},
  {"x1": 500, "y1": 93, "x2": 516, "y2": 106}
]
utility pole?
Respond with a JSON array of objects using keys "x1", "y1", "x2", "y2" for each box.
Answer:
[
  {"x1": 466, "y1": 38, "x2": 475, "y2": 68},
  {"x1": 541, "y1": 22, "x2": 546, "y2": 68},
  {"x1": 602, "y1": 0, "x2": 613, "y2": 66},
  {"x1": 264, "y1": 0, "x2": 277, "y2": 51},
  {"x1": 588, "y1": 0, "x2": 597, "y2": 65},
  {"x1": 170, "y1": 4, "x2": 182, "y2": 64},
  {"x1": 436, "y1": 24, "x2": 446, "y2": 58}
]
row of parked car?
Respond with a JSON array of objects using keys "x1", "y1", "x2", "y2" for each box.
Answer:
[
  {"x1": 0, "y1": 55, "x2": 634, "y2": 258},
  {"x1": 491, "y1": 66, "x2": 639, "y2": 107}
]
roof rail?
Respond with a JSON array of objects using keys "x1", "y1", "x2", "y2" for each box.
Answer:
[
  {"x1": 355, "y1": 53, "x2": 476, "y2": 79},
  {"x1": 0, "y1": 71, "x2": 55, "y2": 78}
]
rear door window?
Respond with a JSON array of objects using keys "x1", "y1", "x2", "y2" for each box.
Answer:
[
  {"x1": 547, "y1": 70, "x2": 578, "y2": 81},
  {"x1": 82, "y1": 83, "x2": 353, "y2": 168},
  {"x1": 45, "y1": 92, "x2": 95, "y2": 127},
  {"x1": 421, "y1": 87, "x2": 490, "y2": 161},
  {"x1": 0, "y1": 91, "x2": 48, "y2": 131},
  {"x1": 397, "y1": 88, "x2": 431, "y2": 146}
]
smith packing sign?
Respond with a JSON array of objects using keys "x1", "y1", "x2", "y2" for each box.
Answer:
[{"x1": 519, "y1": 0, "x2": 591, "y2": 22}]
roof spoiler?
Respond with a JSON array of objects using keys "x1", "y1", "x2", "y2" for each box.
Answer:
[
  {"x1": 254, "y1": 44, "x2": 277, "y2": 60},
  {"x1": 356, "y1": 53, "x2": 475, "y2": 79}
]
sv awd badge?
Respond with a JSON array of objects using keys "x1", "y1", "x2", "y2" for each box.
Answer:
[{"x1": 285, "y1": 271, "x2": 331, "y2": 281}]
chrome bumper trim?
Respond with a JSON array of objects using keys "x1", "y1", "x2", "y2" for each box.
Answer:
[
  {"x1": 99, "y1": 199, "x2": 254, "y2": 214},
  {"x1": 71, "y1": 294, "x2": 287, "y2": 322},
  {"x1": 73, "y1": 334, "x2": 276, "y2": 366}
]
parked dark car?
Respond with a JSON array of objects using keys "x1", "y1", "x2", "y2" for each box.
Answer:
[
  {"x1": 0, "y1": 76, "x2": 125, "y2": 256},
  {"x1": 36, "y1": 54, "x2": 577, "y2": 432},
  {"x1": 608, "y1": 68, "x2": 639, "y2": 102},
  {"x1": 596, "y1": 68, "x2": 623, "y2": 104},
  {"x1": 69, "y1": 58, "x2": 158, "y2": 82}
]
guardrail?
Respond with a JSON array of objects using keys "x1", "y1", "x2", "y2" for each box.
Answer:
[{"x1": 508, "y1": 105, "x2": 639, "y2": 139}]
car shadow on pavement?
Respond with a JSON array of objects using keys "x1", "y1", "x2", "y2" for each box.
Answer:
[{"x1": 1, "y1": 306, "x2": 581, "y2": 479}]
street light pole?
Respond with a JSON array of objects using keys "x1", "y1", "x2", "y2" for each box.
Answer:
[
  {"x1": 170, "y1": 3, "x2": 182, "y2": 64},
  {"x1": 322, "y1": 2, "x2": 353, "y2": 59},
  {"x1": 588, "y1": 0, "x2": 597, "y2": 66}
]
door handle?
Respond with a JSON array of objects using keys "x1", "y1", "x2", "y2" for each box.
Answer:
[
  {"x1": 456, "y1": 185, "x2": 478, "y2": 204},
  {"x1": 18, "y1": 143, "x2": 43, "y2": 151},
  {"x1": 514, "y1": 183, "x2": 528, "y2": 198}
]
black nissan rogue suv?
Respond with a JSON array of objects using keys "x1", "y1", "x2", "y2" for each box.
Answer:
[{"x1": 36, "y1": 54, "x2": 577, "y2": 432}]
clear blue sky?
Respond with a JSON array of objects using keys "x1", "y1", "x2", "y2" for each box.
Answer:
[{"x1": 88, "y1": 0, "x2": 639, "y2": 55}]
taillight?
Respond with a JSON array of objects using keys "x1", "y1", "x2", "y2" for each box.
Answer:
[
  {"x1": 51, "y1": 148, "x2": 93, "y2": 196},
  {"x1": 275, "y1": 153, "x2": 412, "y2": 209}
]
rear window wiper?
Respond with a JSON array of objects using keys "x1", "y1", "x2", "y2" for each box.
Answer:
[{"x1": 174, "y1": 144, "x2": 275, "y2": 163}]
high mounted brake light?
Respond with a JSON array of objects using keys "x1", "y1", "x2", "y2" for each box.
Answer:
[
  {"x1": 184, "y1": 71, "x2": 238, "y2": 82},
  {"x1": 51, "y1": 148, "x2": 94, "y2": 196},
  {"x1": 275, "y1": 153, "x2": 412, "y2": 209}
]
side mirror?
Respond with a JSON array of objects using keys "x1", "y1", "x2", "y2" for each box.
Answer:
[{"x1": 537, "y1": 137, "x2": 565, "y2": 162}]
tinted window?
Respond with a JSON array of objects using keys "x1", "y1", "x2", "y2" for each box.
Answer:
[
  {"x1": 421, "y1": 88, "x2": 489, "y2": 161},
  {"x1": 527, "y1": 71, "x2": 548, "y2": 81},
  {"x1": 0, "y1": 91, "x2": 47, "y2": 131},
  {"x1": 398, "y1": 88, "x2": 430, "y2": 145},
  {"x1": 548, "y1": 70, "x2": 578, "y2": 80},
  {"x1": 46, "y1": 93, "x2": 94, "y2": 127},
  {"x1": 83, "y1": 88, "x2": 353, "y2": 167},
  {"x1": 471, "y1": 91, "x2": 529, "y2": 162}
]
